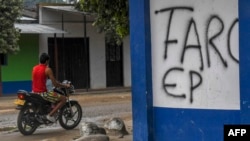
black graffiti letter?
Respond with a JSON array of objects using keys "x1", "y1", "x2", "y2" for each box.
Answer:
[
  {"x1": 181, "y1": 18, "x2": 204, "y2": 71},
  {"x1": 162, "y1": 67, "x2": 186, "y2": 99},
  {"x1": 189, "y1": 71, "x2": 202, "y2": 103},
  {"x1": 227, "y1": 18, "x2": 239, "y2": 63},
  {"x1": 206, "y1": 15, "x2": 228, "y2": 68},
  {"x1": 155, "y1": 7, "x2": 193, "y2": 60}
]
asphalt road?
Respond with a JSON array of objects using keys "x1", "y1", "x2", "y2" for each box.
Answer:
[{"x1": 0, "y1": 91, "x2": 132, "y2": 141}]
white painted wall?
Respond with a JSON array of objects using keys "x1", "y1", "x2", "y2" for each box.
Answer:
[
  {"x1": 39, "y1": 6, "x2": 131, "y2": 89},
  {"x1": 123, "y1": 36, "x2": 131, "y2": 87},
  {"x1": 150, "y1": 0, "x2": 239, "y2": 109}
]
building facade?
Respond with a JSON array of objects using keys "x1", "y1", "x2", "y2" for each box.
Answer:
[{"x1": 2, "y1": 4, "x2": 131, "y2": 95}]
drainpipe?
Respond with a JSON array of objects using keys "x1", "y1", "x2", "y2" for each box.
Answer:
[
  {"x1": 61, "y1": 12, "x2": 65, "y2": 79},
  {"x1": 54, "y1": 33, "x2": 58, "y2": 79},
  {"x1": 83, "y1": 15, "x2": 89, "y2": 91}
]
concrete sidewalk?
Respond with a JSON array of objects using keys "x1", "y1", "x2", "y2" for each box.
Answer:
[
  {"x1": 1, "y1": 86, "x2": 131, "y2": 96},
  {"x1": 74, "y1": 87, "x2": 131, "y2": 94},
  {"x1": 0, "y1": 87, "x2": 131, "y2": 110}
]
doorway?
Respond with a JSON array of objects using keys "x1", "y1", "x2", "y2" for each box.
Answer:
[
  {"x1": 105, "y1": 40, "x2": 124, "y2": 87},
  {"x1": 48, "y1": 37, "x2": 90, "y2": 89}
]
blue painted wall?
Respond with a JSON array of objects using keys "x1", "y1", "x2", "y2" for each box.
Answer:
[
  {"x1": 129, "y1": 0, "x2": 153, "y2": 140},
  {"x1": 3, "y1": 81, "x2": 31, "y2": 95},
  {"x1": 130, "y1": 0, "x2": 250, "y2": 140},
  {"x1": 153, "y1": 108, "x2": 240, "y2": 140},
  {"x1": 239, "y1": 0, "x2": 250, "y2": 124}
]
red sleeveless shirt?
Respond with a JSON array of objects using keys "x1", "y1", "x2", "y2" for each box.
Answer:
[{"x1": 32, "y1": 64, "x2": 47, "y2": 92}]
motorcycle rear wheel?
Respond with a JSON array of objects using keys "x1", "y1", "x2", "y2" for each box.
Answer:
[
  {"x1": 17, "y1": 105, "x2": 38, "y2": 135},
  {"x1": 59, "y1": 102, "x2": 82, "y2": 130}
]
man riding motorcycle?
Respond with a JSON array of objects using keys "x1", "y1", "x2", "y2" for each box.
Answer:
[{"x1": 32, "y1": 52, "x2": 70, "y2": 122}]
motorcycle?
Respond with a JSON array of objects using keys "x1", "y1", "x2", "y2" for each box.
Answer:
[{"x1": 14, "y1": 80, "x2": 82, "y2": 135}]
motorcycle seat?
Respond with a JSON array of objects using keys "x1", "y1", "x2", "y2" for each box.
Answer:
[{"x1": 28, "y1": 93, "x2": 51, "y2": 104}]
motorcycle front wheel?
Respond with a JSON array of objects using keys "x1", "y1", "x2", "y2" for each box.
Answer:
[
  {"x1": 17, "y1": 105, "x2": 38, "y2": 135},
  {"x1": 59, "y1": 102, "x2": 82, "y2": 130}
]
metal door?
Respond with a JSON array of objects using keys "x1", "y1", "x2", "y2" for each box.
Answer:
[
  {"x1": 48, "y1": 37, "x2": 90, "y2": 89},
  {"x1": 106, "y1": 41, "x2": 124, "y2": 87}
]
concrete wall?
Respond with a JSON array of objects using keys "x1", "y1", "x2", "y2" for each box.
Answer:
[
  {"x1": 123, "y1": 36, "x2": 131, "y2": 87},
  {"x1": 2, "y1": 34, "x2": 39, "y2": 94},
  {"x1": 151, "y1": 0, "x2": 239, "y2": 109}
]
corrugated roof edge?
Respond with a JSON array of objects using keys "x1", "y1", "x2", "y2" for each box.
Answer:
[{"x1": 14, "y1": 23, "x2": 67, "y2": 34}]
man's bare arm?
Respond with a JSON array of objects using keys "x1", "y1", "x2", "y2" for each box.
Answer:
[{"x1": 45, "y1": 67, "x2": 69, "y2": 88}]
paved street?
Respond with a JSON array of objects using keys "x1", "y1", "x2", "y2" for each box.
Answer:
[{"x1": 0, "y1": 90, "x2": 132, "y2": 141}]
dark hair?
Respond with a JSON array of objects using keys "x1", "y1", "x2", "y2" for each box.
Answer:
[{"x1": 40, "y1": 53, "x2": 50, "y2": 64}]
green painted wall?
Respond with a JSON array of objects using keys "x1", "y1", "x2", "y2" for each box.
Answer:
[{"x1": 2, "y1": 34, "x2": 39, "y2": 81}]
